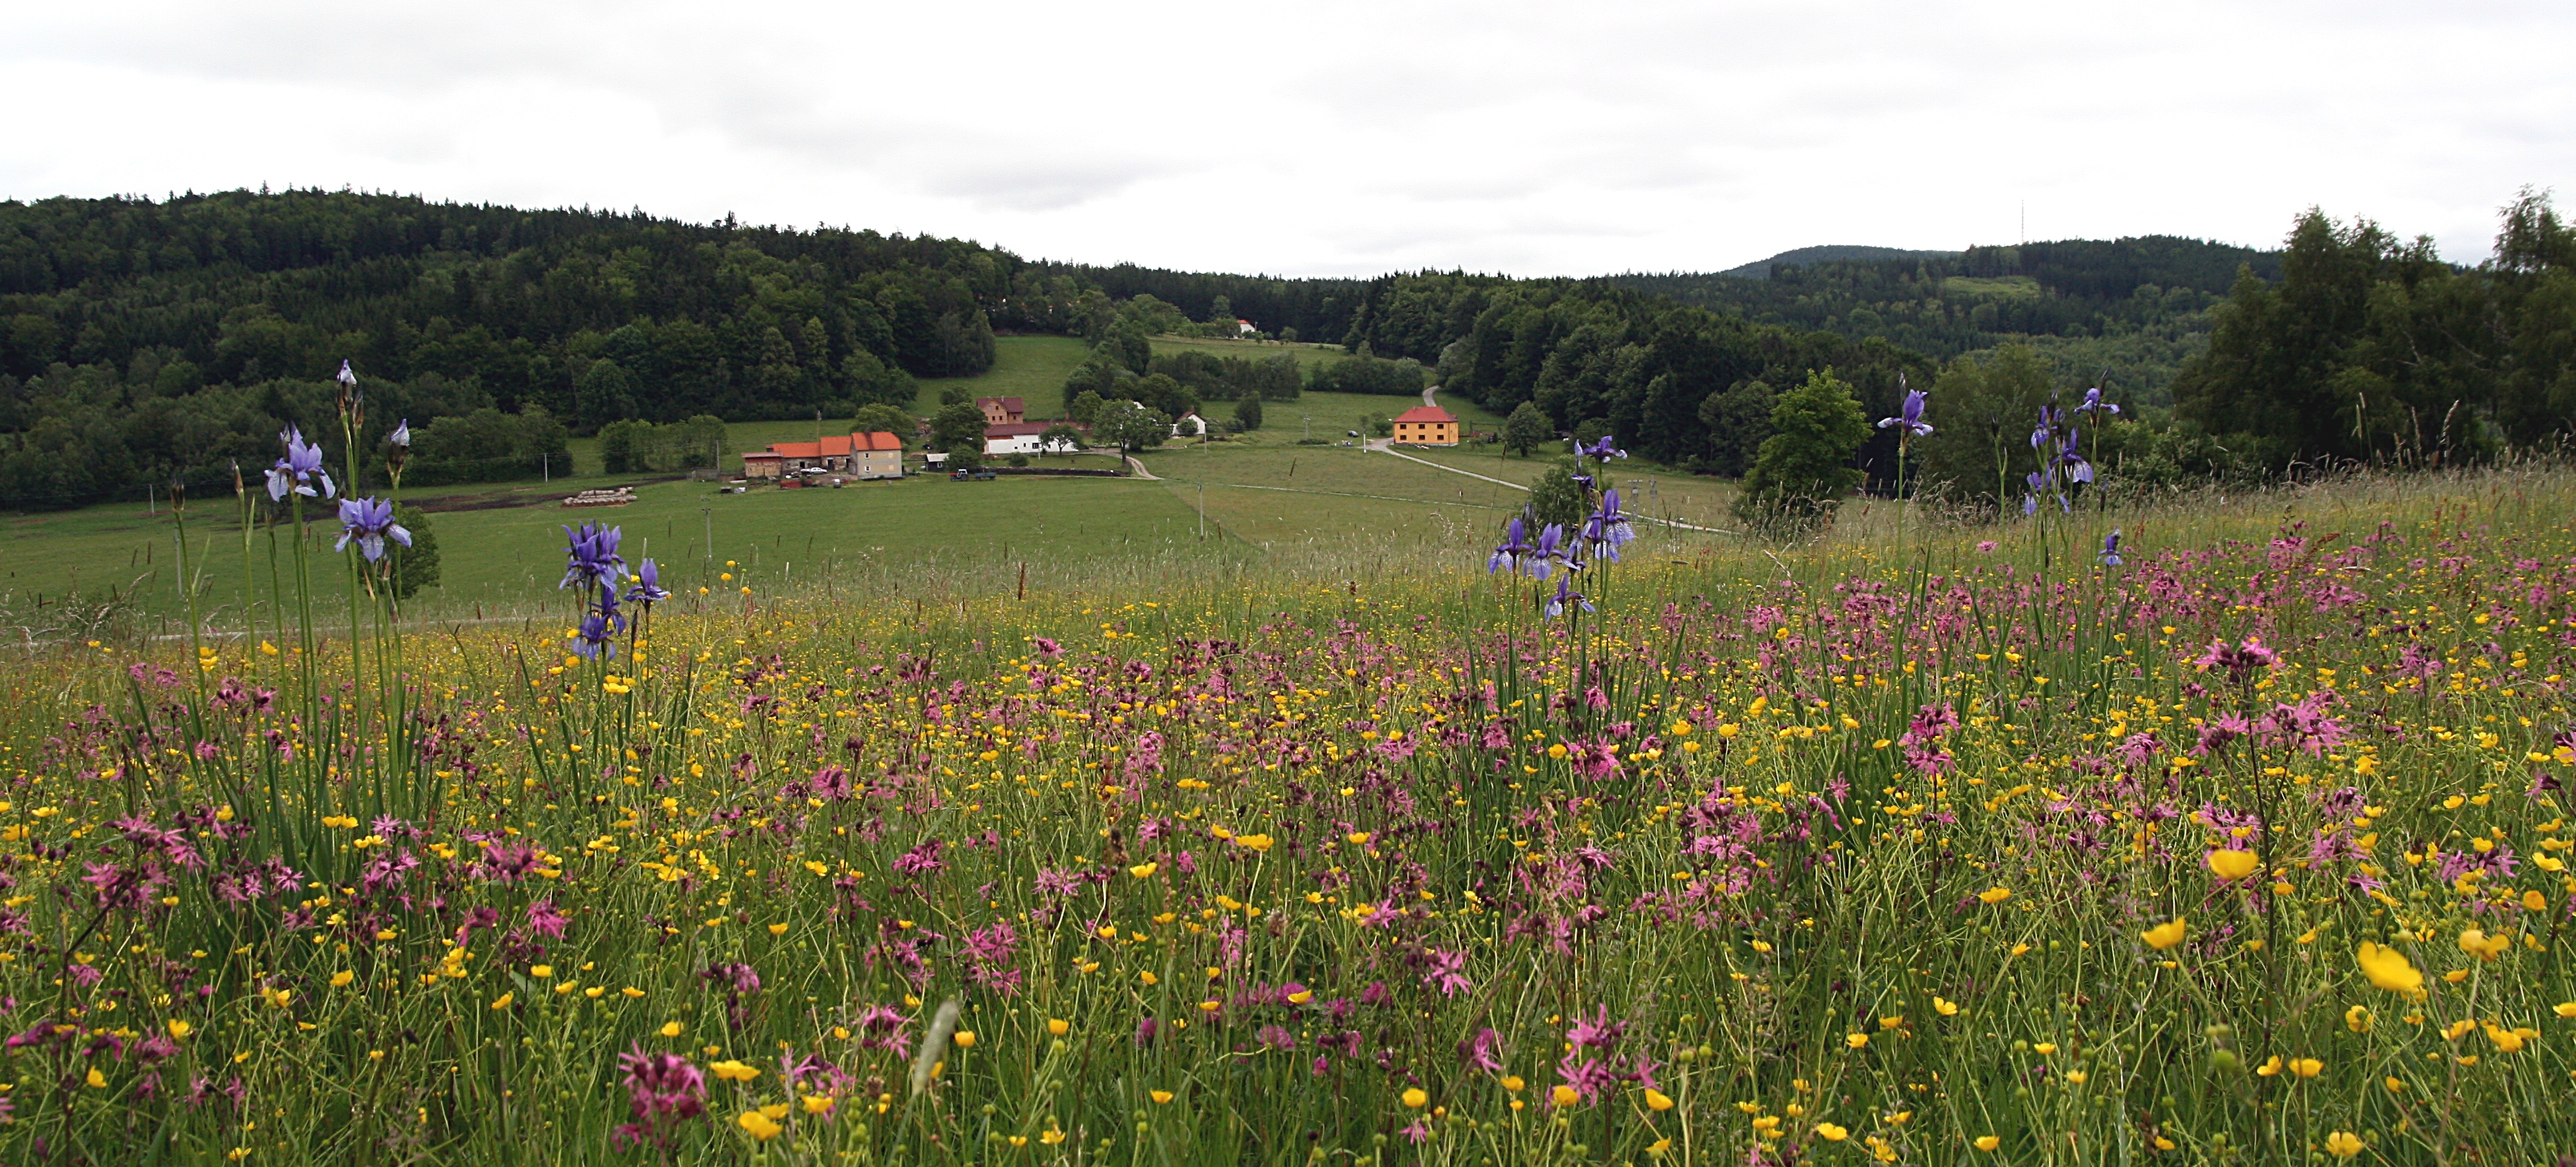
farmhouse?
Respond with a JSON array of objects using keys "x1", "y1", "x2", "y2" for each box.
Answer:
[
  {"x1": 1391, "y1": 404, "x2": 1459, "y2": 445},
  {"x1": 977, "y1": 397, "x2": 1026, "y2": 425},
  {"x1": 984, "y1": 421, "x2": 1079, "y2": 456},
  {"x1": 740, "y1": 431, "x2": 905, "y2": 480}
]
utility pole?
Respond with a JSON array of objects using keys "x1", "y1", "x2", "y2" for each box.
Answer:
[
  {"x1": 543, "y1": 452, "x2": 550, "y2": 484},
  {"x1": 1303, "y1": 414, "x2": 1311, "y2": 442},
  {"x1": 702, "y1": 505, "x2": 712, "y2": 565}
]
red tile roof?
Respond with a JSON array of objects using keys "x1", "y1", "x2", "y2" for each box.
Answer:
[
  {"x1": 1394, "y1": 406, "x2": 1455, "y2": 424},
  {"x1": 984, "y1": 422, "x2": 1058, "y2": 437},
  {"x1": 977, "y1": 397, "x2": 1026, "y2": 412},
  {"x1": 763, "y1": 432, "x2": 903, "y2": 457}
]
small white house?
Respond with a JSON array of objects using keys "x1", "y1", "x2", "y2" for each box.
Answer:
[
  {"x1": 1171, "y1": 412, "x2": 1207, "y2": 438},
  {"x1": 1236, "y1": 318, "x2": 1257, "y2": 336},
  {"x1": 984, "y1": 422, "x2": 1079, "y2": 456}
]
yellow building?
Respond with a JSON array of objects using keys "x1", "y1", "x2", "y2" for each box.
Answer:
[{"x1": 1392, "y1": 405, "x2": 1459, "y2": 445}]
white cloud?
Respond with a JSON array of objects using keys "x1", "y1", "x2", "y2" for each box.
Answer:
[{"x1": 3, "y1": 0, "x2": 2568, "y2": 276}]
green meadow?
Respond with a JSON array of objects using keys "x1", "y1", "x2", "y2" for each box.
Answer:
[{"x1": 1, "y1": 336, "x2": 1718, "y2": 633}]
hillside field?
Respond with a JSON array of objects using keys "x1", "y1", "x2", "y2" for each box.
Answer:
[{"x1": 5, "y1": 336, "x2": 1712, "y2": 630}]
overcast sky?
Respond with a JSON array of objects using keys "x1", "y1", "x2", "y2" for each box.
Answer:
[{"x1": 5, "y1": 1, "x2": 2569, "y2": 278}]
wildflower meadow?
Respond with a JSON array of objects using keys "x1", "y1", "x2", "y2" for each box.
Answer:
[{"x1": 3, "y1": 397, "x2": 2575, "y2": 1166}]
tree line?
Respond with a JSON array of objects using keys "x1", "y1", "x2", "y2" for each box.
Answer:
[{"x1": 0, "y1": 190, "x2": 1097, "y2": 507}]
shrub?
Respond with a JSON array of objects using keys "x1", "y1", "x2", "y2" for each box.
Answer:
[{"x1": 1732, "y1": 369, "x2": 1870, "y2": 536}]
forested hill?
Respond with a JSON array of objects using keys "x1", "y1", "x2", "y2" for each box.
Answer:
[
  {"x1": 0, "y1": 190, "x2": 1113, "y2": 505},
  {"x1": 1052, "y1": 236, "x2": 2283, "y2": 408},
  {"x1": 1610, "y1": 236, "x2": 2286, "y2": 404},
  {"x1": 1713, "y1": 245, "x2": 1954, "y2": 279}
]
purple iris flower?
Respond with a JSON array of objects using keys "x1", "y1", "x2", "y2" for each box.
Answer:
[
  {"x1": 2023, "y1": 400, "x2": 2093, "y2": 515},
  {"x1": 336, "y1": 360, "x2": 358, "y2": 389},
  {"x1": 573, "y1": 588, "x2": 626, "y2": 660},
  {"x1": 1576, "y1": 435, "x2": 1626, "y2": 464},
  {"x1": 624, "y1": 558, "x2": 670, "y2": 606},
  {"x1": 2075, "y1": 386, "x2": 2119, "y2": 416},
  {"x1": 1528, "y1": 523, "x2": 1566, "y2": 581},
  {"x1": 1487, "y1": 516, "x2": 1534, "y2": 574},
  {"x1": 1544, "y1": 575, "x2": 1592, "y2": 619},
  {"x1": 559, "y1": 522, "x2": 626, "y2": 592},
  {"x1": 266, "y1": 427, "x2": 335, "y2": 502},
  {"x1": 333, "y1": 496, "x2": 412, "y2": 563},
  {"x1": 1877, "y1": 377, "x2": 1932, "y2": 439},
  {"x1": 1581, "y1": 489, "x2": 1634, "y2": 562},
  {"x1": 2099, "y1": 528, "x2": 2124, "y2": 567},
  {"x1": 387, "y1": 418, "x2": 411, "y2": 448}
]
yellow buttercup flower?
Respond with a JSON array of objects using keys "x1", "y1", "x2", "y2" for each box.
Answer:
[
  {"x1": 711, "y1": 1061, "x2": 759, "y2": 1081},
  {"x1": 2355, "y1": 943, "x2": 2425, "y2": 998},
  {"x1": 1643, "y1": 1088, "x2": 1673, "y2": 1111},
  {"x1": 802, "y1": 1094, "x2": 834, "y2": 1115},
  {"x1": 1974, "y1": 1136, "x2": 2001, "y2": 1151},
  {"x1": 2142, "y1": 918, "x2": 2187, "y2": 950},
  {"x1": 1814, "y1": 1122, "x2": 1849, "y2": 1142},
  {"x1": 1550, "y1": 1085, "x2": 1580, "y2": 1107},
  {"x1": 737, "y1": 1110, "x2": 782, "y2": 1140},
  {"x1": 1932, "y1": 996, "x2": 1960, "y2": 1017},
  {"x1": 1128, "y1": 862, "x2": 1157, "y2": 879},
  {"x1": 1401, "y1": 1087, "x2": 1427, "y2": 1109},
  {"x1": 1048, "y1": 1018, "x2": 1070, "y2": 1035},
  {"x1": 1977, "y1": 887, "x2": 2011, "y2": 905},
  {"x1": 953, "y1": 1031, "x2": 976, "y2": 1049},
  {"x1": 2289, "y1": 1057, "x2": 2322, "y2": 1078},
  {"x1": 2346, "y1": 1005, "x2": 2373, "y2": 1032},
  {"x1": 330, "y1": 970, "x2": 355, "y2": 988},
  {"x1": 660, "y1": 1022, "x2": 685, "y2": 1037},
  {"x1": 1150, "y1": 1089, "x2": 1175, "y2": 1105},
  {"x1": 2456, "y1": 927, "x2": 2510, "y2": 962},
  {"x1": 2324, "y1": 1131, "x2": 2363, "y2": 1159},
  {"x1": 2206, "y1": 850, "x2": 2259, "y2": 881},
  {"x1": 1845, "y1": 1033, "x2": 1869, "y2": 1049},
  {"x1": 167, "y1": 1019, "x2": 191, "y2": 1039}
]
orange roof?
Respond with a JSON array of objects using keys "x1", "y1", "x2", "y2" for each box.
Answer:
[
  {"x1": 765, "y1": 432, "x2": 903, "y2": 457},
  {"x1": 1394, "y1": 406, "x2": 1455, "y2": 424}
]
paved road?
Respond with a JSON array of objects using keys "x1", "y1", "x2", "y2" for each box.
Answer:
[
  {"x1": 1359, "y1": 437, "x2": 1734, "y2": 535},
  {"x1": 1364, "y1": 438, "x2": 1529, "y2": 490}
]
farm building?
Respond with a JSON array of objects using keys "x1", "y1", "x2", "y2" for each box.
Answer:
[
  {"x1": 1391, "y1": 405, "x2": 1459, "y2": 445},
  {"x1": 741, "y1": 432, "x2": 905, "y2": 479},
  {"x1": 984, "y1": 422, "x2": 1080, "y2": 456},
  {"x1": 977, "y1": 397, "x2": 1026, "y2": 425}
]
